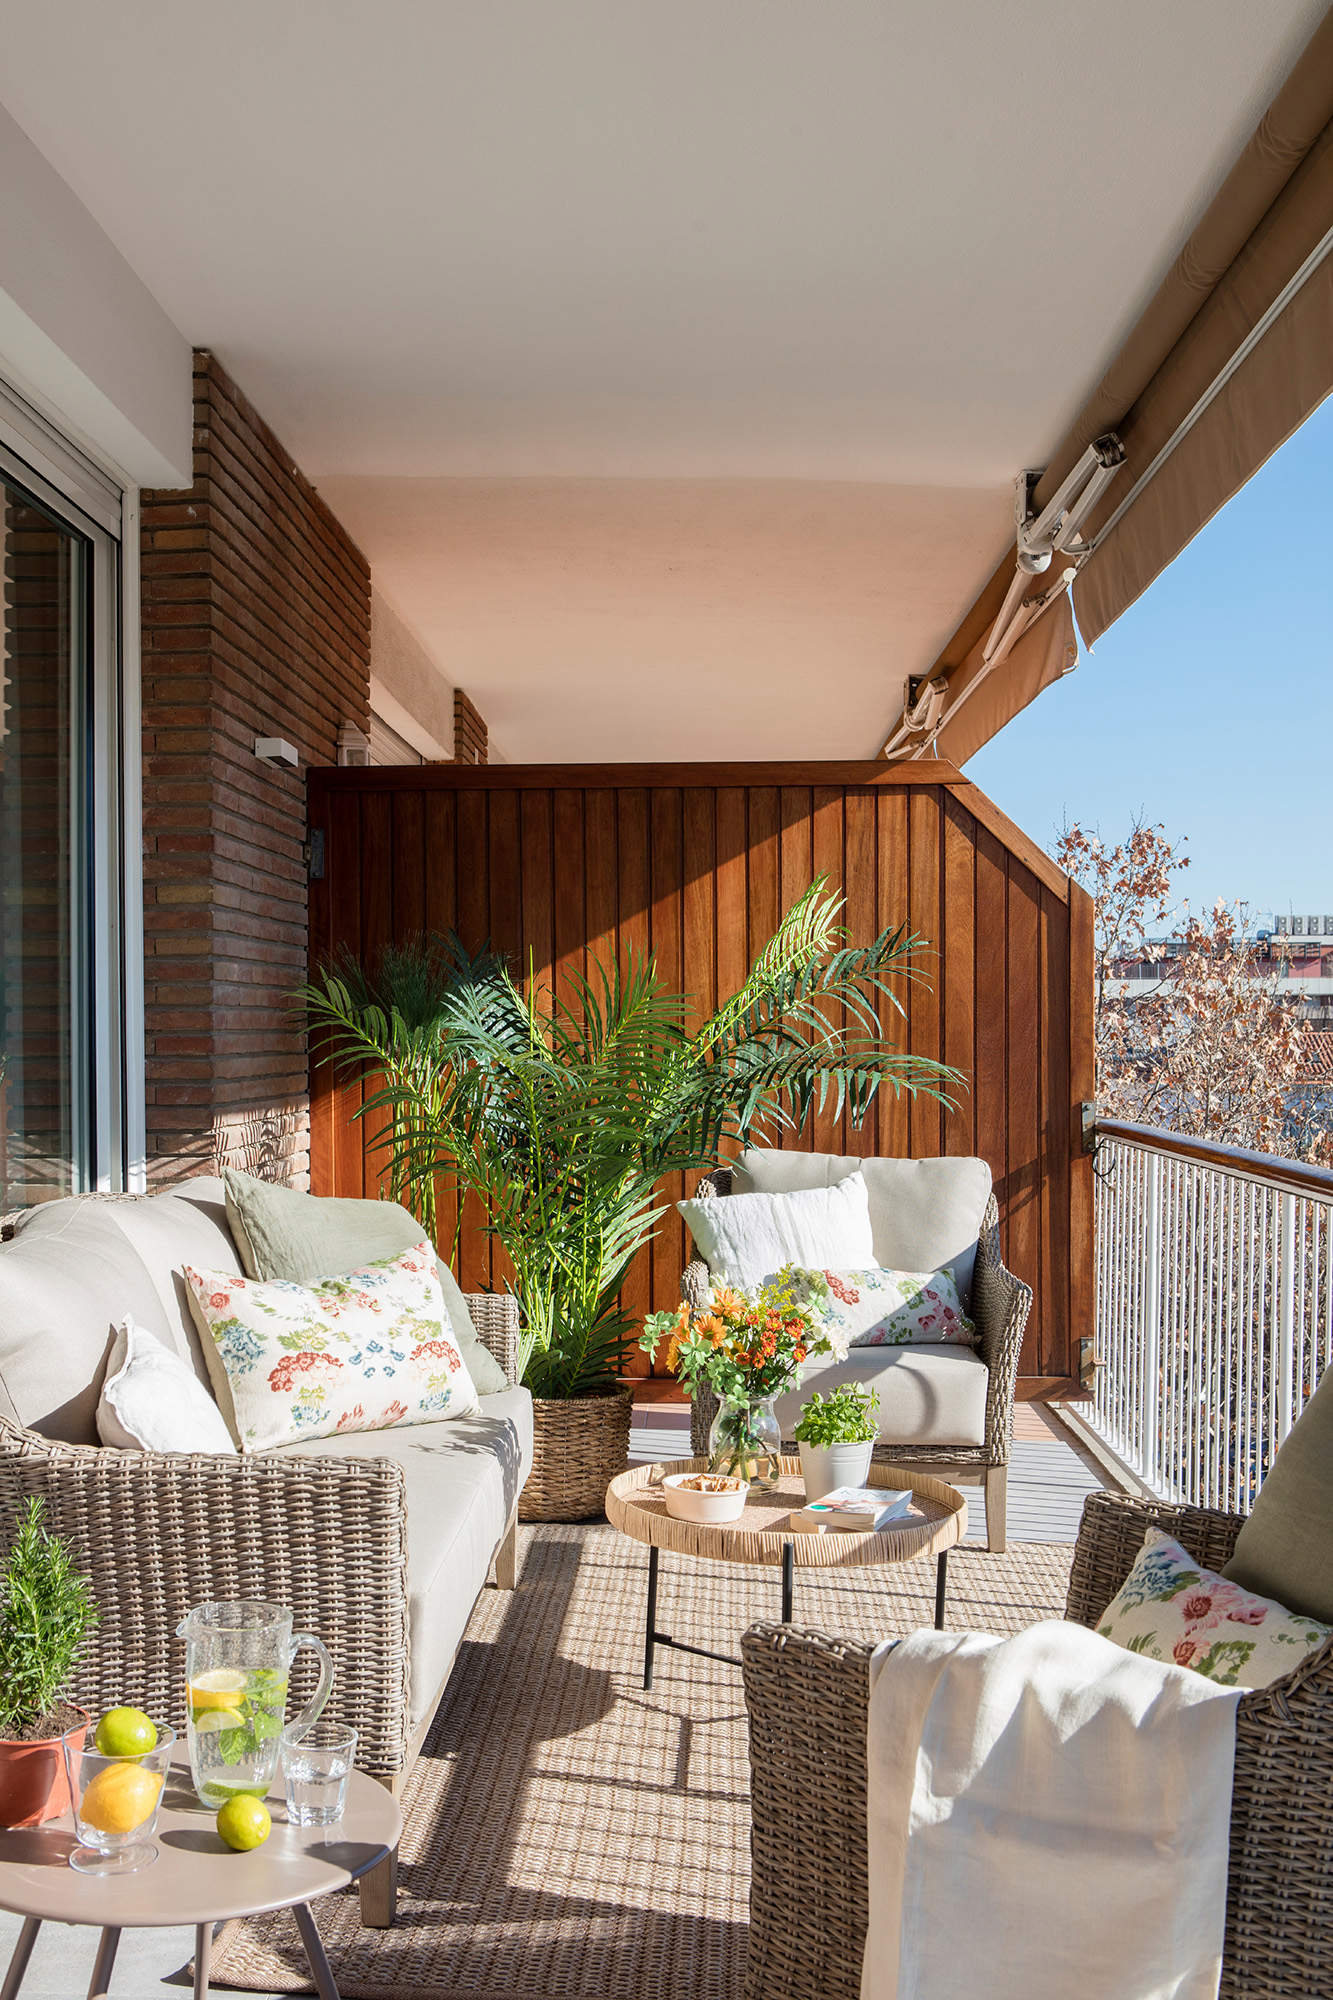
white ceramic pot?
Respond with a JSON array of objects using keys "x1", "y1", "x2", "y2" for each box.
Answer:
[{"x1": 798, "y1": 1439, "x2": 874, "y2": 1501}]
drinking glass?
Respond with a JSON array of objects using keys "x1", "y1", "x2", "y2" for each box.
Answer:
[
  {"x1": 281, "y1": 1720, "x2": 356, "y2": 1826},
  {"x1": 63, "y1": 1725, "x2": 176, "y2": 1875},
  {"x1": 177, "y1": 1600, "x2": 333, "y2": 1809}
]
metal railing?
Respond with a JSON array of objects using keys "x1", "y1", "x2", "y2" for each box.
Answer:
[{"x1": 1090, "y1": 1119, "x2": 1333, "y2": 1511}]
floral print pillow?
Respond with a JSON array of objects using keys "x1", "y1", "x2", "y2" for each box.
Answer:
[
  {"x1": 1098, "y1": 1529, "x2": 1331, "y2": 1689},
  {"x1": 789, "y1": 1264, "x2": 977, "y2": 1348},
  {"x1": 184, "y1": 1240, "x2": 481, "y2": 1453}
]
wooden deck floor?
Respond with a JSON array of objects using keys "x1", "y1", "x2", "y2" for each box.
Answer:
[{"x1": 629, "y1": 1397, "x2": 1115, "y2": 1545}]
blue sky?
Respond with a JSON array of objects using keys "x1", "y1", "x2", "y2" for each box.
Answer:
[{"x1": 968, "y1": 394, "x2": 1333, "y2": 925}]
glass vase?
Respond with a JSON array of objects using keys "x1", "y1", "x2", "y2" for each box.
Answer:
[{"x1": 707, "y1": 1393, "x2": 782, "y2": 1490}]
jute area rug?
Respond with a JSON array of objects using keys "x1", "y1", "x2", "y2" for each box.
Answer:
[{"x1": 214, "y1": 1524, "x2": 1073, "y2": 2000}]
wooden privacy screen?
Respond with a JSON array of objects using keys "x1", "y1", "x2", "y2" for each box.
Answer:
[{"x1": 307, "y1": 762, "x2": 1094, "y2": 1396}]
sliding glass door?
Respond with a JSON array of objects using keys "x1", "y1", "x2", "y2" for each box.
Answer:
[
  {"x1": 0, "y1": 474, "x2": 91, "y2": 1206},
  {"x1": 0, "y1": 398, "x2": 129, "y2": 1212}
]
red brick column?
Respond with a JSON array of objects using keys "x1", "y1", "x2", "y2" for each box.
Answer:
[
  {"x1": 140, "y1": 352, "x2": 371, "y2": 1187},
  {"x1": 453, "y1": 688, "x2": 488, "y2": 765}
]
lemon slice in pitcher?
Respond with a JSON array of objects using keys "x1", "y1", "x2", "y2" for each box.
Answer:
[{"x1": 188, "y1": 1668, "x2": 248, "y2": 1720}]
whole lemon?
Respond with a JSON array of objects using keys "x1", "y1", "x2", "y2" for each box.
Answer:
[
  {"x1": 216, "y1": 1794, "x2": 272, "y2": 1851},
  {"x1": 94, "y1": 1706, "x2": 158, "y2": 1757},
  {"x1": 78, "y1": 1762, "x2": 163, "y2": 1836}
]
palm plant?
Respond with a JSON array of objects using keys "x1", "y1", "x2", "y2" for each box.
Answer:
[{"x1": 300, "y1": 879, "x2": 963, "y2": 1399}]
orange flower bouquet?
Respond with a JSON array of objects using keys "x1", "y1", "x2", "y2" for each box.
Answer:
[{"x1": 641, "y1": 1271, "x2": 841, "y2": 1487}]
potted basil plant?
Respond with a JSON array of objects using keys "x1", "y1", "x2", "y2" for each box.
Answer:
[
  {"x1": 793, "y1": 1385, "x2": 881, "y2": 1501},
  {"x1": 0, "y1": 1497, "x2": 98, "y2": 1828}
]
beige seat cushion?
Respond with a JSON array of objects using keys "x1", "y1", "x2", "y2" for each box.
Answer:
[
  {"x1": 1224, "y1": 1367, "x2": 1333, "y2": 1624},
  {"x1": 273, "y1": 1387, "x2": 534, "y2": 1738},
  {"x1": 773, "y1": 1343, "x2": 989, "y2": 1449},
  {"x1": 732, "y1": 1149, "x2": 992, "y2": 1305}
]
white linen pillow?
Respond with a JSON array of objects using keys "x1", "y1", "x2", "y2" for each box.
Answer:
[
  {"x1": 183, "y1": 1239, "x2": 481, "y2": 1453},
  {"x1": 96, "y1": 1316, "x2": 236, "y2": 1454},
  {"x1": 679, "y1": 1171, "x2": 874, "y2": 1289}
]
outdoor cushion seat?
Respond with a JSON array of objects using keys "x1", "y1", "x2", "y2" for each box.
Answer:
[
  {"x1": 682, "y1": 1149, "x2": 1033, "y2": 1550},
  {"x1": 772, "y1": 1343, "x2": 989, "y2": 1450},
  {"x1": 273, "y1": 1386, "x2": 534, "y2": 1739},
  {"x1": 730, "y1": 1148, "x2": 994, "y2": 1304},
  {"x1": 0, "y1": 1173, "x2": 528, "y2": 1931}
]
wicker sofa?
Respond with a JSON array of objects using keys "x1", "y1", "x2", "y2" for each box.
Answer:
[
  {"x1": 683, "y1": 1153, "x2": 1031, "y2": 1550},
  {"x1": 0, "y1": 1178, "x2": 531, "y2": 1925},
  {"x1": 741, "y1": 1491, "x2": 1333, "y2": 2000}
]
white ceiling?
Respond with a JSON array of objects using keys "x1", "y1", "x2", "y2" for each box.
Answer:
[{"x1": 1, "y1": 1, "x2": 1325, "y2": 756}]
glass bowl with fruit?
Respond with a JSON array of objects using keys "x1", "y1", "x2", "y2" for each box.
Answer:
[{"x1": 62, "y1": 1707, "x2": 175, "y2": 1874}]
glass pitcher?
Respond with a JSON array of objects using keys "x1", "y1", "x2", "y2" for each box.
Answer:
[{"x1": 176, "y1": 1601, "x2": 333, "y2": 1808}]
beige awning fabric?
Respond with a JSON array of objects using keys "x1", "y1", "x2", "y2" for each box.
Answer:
[
  {"x1": 932, "y1": 594, "x2": 1077, "y2": 768},
  {"x1": 1076, "y1": 117, "x2": 1333, "y2": 644},
  {"x1": 911, "y1": 7, "x2": 1333, "y2": 757}
]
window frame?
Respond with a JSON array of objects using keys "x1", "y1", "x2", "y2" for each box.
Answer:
[{"x1": 0, "y1": 378, "x2": 143, "y2": 1195}]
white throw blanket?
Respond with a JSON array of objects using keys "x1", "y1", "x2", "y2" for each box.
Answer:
[{"x1": 862, "y1": 1621, "x2": 1241, "y2": 2000}]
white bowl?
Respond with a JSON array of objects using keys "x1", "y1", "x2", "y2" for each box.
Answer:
[{"x1": 661, "y1": 1471, "x2": 749, "y2": 1524}]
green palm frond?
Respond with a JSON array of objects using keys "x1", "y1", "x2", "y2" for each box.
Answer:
[{"x1": 299, "y1": 879, "x2": 966, "y2": 1397}]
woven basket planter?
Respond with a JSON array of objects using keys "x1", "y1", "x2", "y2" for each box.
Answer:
[{"x1": 520, "y1": 1386, "x2": 634, "y2": 1522}]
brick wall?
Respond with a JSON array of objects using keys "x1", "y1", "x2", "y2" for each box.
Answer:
[
  {"x1": 453, "y1": 688, "x2": 488, "y2": 765},
  {"x1": 140, "y1": 351, "x2": 371, "y2": 1188}
]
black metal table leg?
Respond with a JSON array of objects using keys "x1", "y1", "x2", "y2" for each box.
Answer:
[
  {"x1": 781, "y1": 1539, "x2": 794, "y2": 1623},
  {"x1": 934, "y1": 1549, "x2": 949, "y2": 1630},
  {"x1": 643, "y1": 1544, "x2": 660, "y2": 1690}
]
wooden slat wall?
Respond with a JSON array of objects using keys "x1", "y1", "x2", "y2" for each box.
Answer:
[{"x1": 308, "y1": 762, "x2": 1095, "y2": 1396}]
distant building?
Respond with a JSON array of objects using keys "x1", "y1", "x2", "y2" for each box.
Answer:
[{"x1": 1110, "y1": 911, "x2": 1333, "y2": 1032}]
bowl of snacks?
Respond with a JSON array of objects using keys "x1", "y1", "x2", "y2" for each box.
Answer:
[{"x1": 661, "y1": 1470, "x2": 749, "y2": 1524}]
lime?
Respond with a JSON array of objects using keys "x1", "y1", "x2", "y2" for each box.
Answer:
[
  {"x1": 188, "y1": 1669, "x2": 247, "y2": 1720},
  {"x1": 94, "y1": 1706, "x2": 158, "y2": 1757},
  {"x1": 191, "y1": 1708, "x2": 239, "y2": 1737},
  {"x1": 79, "y1": 1762, "x2": 163, "y2": 1836},
  {"x1": 216, "y1": 1794, "x2": 271, "y2": 1851}
]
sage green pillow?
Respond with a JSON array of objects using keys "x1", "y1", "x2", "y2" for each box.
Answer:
[
  {"x1": 1223, "y1": 1366, "x2": 1333, "y2": 1624},
  {"x1": 221, "y1": 1169, "x2": 509, "y2": 1395}
]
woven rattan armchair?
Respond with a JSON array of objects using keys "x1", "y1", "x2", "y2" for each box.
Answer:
[
  {"x1": 741, "y1": 1490, "x2": 1333, "y2": 2000},
  {"x1": 682, "y1": 1168, "x2": 1031, "y2": 1550},
  {"x1": 0, "y1": 1291, "x2": 520, "y2": 1926}
]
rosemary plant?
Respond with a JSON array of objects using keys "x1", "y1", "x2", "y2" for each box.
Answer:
[{"x1": 0, "y1": 1498, "x2": 98, "y2": 1738}]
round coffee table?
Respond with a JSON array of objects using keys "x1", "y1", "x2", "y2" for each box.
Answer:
[
  {"x1": 606, "y1": 1456, "x2": 967, "y2": 1689},
  {"x1": 0, "y1": 1748, "x2": 400, "y2": 1999}
]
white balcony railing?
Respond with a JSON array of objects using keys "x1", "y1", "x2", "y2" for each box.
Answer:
[{"x1": 1090, "y1": 1119, "x2": 1333, "y2": 1512}]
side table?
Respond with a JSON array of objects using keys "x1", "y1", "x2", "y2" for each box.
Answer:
[
  {"x1": 606, "y1": 1457, "x2": 968, "y2": 1689},
  {"x1": 0, "y1": 1749, "x2": 400, "y2": 1999}
]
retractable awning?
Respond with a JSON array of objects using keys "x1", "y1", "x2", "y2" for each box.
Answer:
[{"x1": 890, "y1": 7, "x2": 1333, "y2": 767}]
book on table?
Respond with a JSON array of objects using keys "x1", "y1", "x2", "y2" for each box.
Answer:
[{"x1": 790, "y1": 1486, "x2": 915, "y2": 1532}]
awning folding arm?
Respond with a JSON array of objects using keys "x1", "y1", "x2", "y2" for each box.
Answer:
[
  {"x1": 983, "y1": 432, "x2": 1125, "y2": 666},
  {"x1": 880, "y1": 431, "x2": 1124, "y2": 758}
]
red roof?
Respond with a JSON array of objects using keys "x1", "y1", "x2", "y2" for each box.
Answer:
[{"x1": 1297, "y1": 1032, "x2": 1333, "y2": 1084}]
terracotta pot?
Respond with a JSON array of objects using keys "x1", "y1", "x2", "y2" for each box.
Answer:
[{"x1": 0, "y1": 1707, "x2": 89, "y2": 1829}]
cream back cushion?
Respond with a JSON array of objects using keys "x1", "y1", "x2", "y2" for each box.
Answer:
[
  {"x1": 733, "y1": 1150, "x2": 993, "y2": 1304},
  {"x1": 0, "y1": 1199, "x2": 175, "y2": 1442}
]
